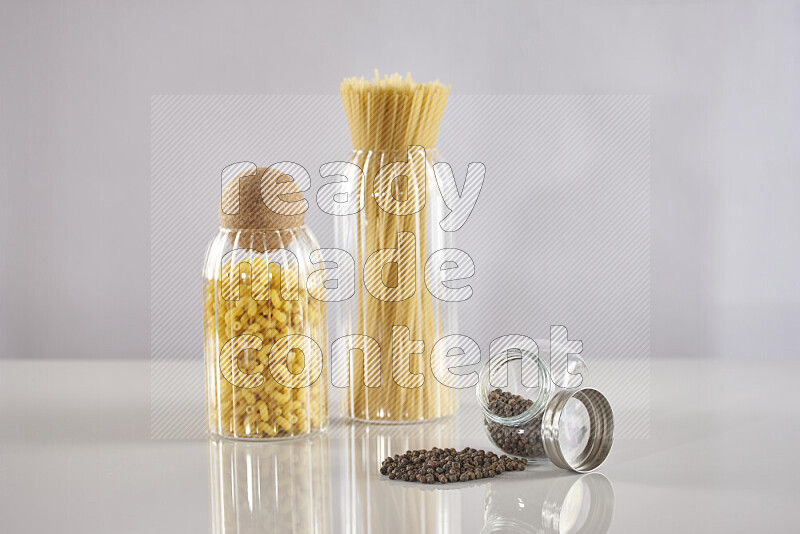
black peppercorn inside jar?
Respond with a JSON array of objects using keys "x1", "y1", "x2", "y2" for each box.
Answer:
[
  {"x1": 484, "y1": 389, "x2": 547, "y2": 459},
  {"x1": 477, "y1": 347, "x2": 615, "y2": 472}
]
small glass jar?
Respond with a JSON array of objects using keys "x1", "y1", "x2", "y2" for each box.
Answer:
[
  {"x1": 477, "y1": 348, "x2": 614, "y2": 472},
  {"x1": 203, "y1": 166, "x2": 327, "y2": 439}
]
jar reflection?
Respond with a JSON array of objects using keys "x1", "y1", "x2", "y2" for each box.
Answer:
[
  {"x1": 208, "y1": 434, "x2": 332, "y2": 534},
  {"x1": 339, "y1": 420, "x2": 462, "y2": 533},
  {"x1": 482, "y1": 472, "x2": 614, "y2": 534}
]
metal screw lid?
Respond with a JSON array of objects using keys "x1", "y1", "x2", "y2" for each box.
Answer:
[{"x1": 541, "y1": 388, "x2": 614, "y2": 473}]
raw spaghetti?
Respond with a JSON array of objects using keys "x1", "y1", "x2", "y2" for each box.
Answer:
[{"x1": 339, "y1": 72, "x2": 454, "y2": 421}]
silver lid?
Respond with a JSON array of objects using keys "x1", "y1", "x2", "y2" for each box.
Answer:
[{"x1": 541, "y1": 388, "x2": 614, "y2": 472}]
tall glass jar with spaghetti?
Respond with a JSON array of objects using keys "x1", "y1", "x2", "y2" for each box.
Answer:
[
  {"x1": 203, "y1": 165, "x2": 327, "y2": 439},
  {"x1": 335, "y1": 73, "x2": 457, "y2": 421}
]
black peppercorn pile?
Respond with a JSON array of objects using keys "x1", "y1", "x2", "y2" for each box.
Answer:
[
  {"x1": 485, "y1": 389, "x2": 545, "y2": 459},
  {"x1": 380, "y1": 447, "x2": 526, "y2": 484}
]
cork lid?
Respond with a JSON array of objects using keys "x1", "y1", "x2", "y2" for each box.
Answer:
[{"x1": 219, "y1": 166, "x2": 307, "y2": 230}]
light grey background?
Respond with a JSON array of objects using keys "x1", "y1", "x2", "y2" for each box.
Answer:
[
  {"x1": 149, "y1": 94, "x2": 650, "y2": 439},
  {"x1": 1, "y1": 0, "x2": 798, "y2": 361}
]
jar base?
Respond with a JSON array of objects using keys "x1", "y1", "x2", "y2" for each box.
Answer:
[
  {"x1": 208, "y1": 428, "x2": 326, "y2": 442},
  {"x1": 344, "y1": 413, "x2": 455, "y2": 426}
]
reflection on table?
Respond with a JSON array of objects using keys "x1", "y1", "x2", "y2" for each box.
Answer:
[
  {"x1": 208, "y1": 434, "x2": 332, "y2": 534},
  {"x1": 482, "y1": 471, "x2": 614, "y2": 533},
  {"x1": 337, "y1": 418, "x2": 463, "y2": 533},
  {"x1": 207, "y1": 419, "x2": 614, "y2": 534}
]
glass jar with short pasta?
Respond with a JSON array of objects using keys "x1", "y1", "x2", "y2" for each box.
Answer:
[{"x1": 203, "y1": 165, "x2": 327, "y2": 439}]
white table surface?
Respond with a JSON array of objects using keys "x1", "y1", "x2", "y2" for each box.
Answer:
[{"x1": 1, "y1": 358, "x2": 798, "y2": 533}]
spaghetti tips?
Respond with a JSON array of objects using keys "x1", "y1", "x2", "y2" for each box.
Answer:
[{"x1": 341, "y1": 72, "x2": 450, "y2": 151}]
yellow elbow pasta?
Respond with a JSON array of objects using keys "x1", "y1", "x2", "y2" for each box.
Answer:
[{"x1": 205, "y1": 255, "x2": 327, "y2": 439}]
